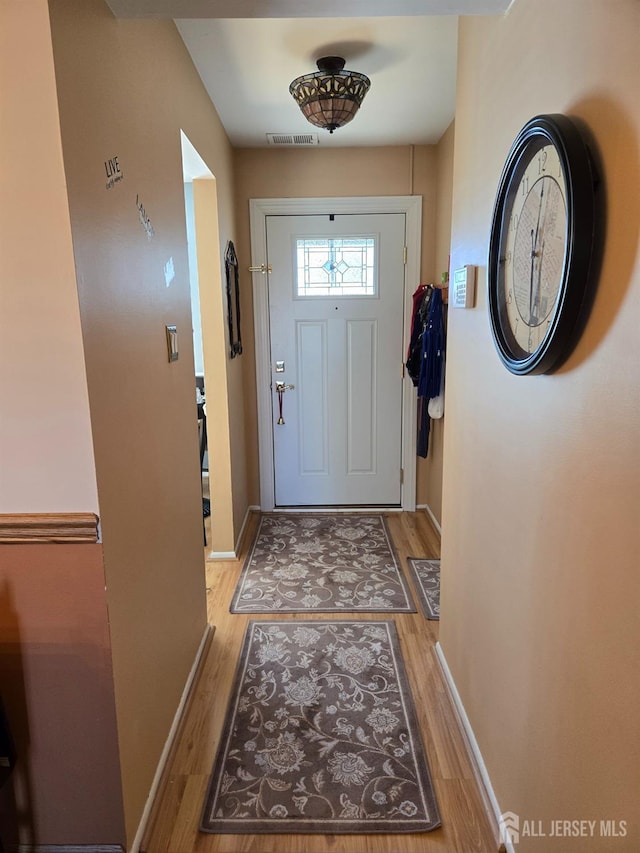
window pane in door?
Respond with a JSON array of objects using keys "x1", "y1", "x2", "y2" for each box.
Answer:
[{"x1": 295, "y1": 237, "x2": 376, "y2": 297}]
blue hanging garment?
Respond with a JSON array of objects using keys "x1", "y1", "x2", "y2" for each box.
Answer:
[
  {"x1": 418, "y1": 287, "x2": 445, "y2": 399},
  {"x1": 417, "y1": 287, "x2": 445, "y2": 457},
  {"x1": 406, "y1": 284, "x2": 432, "y2": 386}
]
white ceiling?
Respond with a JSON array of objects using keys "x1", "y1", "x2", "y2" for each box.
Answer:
[
  {"x1": 106, "y1": 0, "x2": 513, "y2": 149},
  {"x1": 176, "y1": 17, "x2": 459, "y2": 148}
]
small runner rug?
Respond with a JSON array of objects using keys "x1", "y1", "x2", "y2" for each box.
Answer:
[
  {"x1": 230, "y1": 514, "x2": 415, "y2": 613},
  {"x1": 200, "y1": 620, "x2": 441, "y2": 834},
  {"x1": 406, "y1": 558, "x2": 440, "y2": 620}
]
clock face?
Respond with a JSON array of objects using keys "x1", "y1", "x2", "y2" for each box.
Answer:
[
  {"x1": 488, "y1": 114, "x2": 599, "y2": 375},
  {"x1": 501, "y1": 141, "x2": 568, "y2": 357}
]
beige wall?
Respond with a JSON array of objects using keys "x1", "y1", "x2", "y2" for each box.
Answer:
[
  {"x1": 416, "y1": 121, "x2": 456, "y2": 520},
  {"x1": 193, "y1": 178, "x2": 236, "y2": 552},
  {"x1": 233, "y1": 145, "x2": 439, "y2": 507},
  {"x1": 440, "y1": 1, "x2": 640, "y2": 850},
  {"x1": 48, "y1": 0, "x2": 240, "y2": 842},
  {"x1": 0, "y1": 0, "x2": 97, "y2": 513}
]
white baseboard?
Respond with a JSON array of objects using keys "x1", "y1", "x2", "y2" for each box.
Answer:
[
  {"x1": 206, "y1": 505, "x2": 259, "y2": 560},
  {"x1": 235, "y1": 504, "x2": 258, "y2": 553},
  {"x1": 130, "y1": 624, "x2": 213, "y2": 853},
  {"x1": 422, "y1": 503, "x2": 442, "y2": 536},
  {"x1": 434, "y1": 642, "x2": 509, "y2": 853}
]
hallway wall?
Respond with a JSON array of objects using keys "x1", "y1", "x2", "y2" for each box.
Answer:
[
  {"x1": 423, "y1": 121, "x2": 456, "y2": 526},
  {"x1": 0, "y1": 0, "x2": 97, "y2": 514},
  {"x1": 440, "y1": 1, "x2": 640, "y2": 850},
  {"x1": 0, "y1": 2, "x2": 122, "y2": 845},
  {"x1": 48, "y1": 0, "x2": 241, "y2": 843},
  {"x1": 0, "y1": 545, "x2": 124, "y2": 846},
  {"x1": 233, "y1": 145, "x2": 441, "y2": 511}
]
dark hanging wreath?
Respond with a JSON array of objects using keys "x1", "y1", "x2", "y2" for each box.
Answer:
[{"x1": 224, "y1": 240, "x2": 242, "y2": 358}]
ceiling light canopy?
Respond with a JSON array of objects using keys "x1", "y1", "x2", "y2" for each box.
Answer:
[{"x1": 289, "y1": 56, "x2": 371, "y2": 134}]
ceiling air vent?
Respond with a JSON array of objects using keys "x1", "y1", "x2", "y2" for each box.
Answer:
[{"x1": 266, "y1": 133, "x2": 319, "y2": 147}]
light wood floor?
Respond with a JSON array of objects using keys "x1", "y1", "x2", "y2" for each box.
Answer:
[{"x1": 143, "y1": 511, "x2": 499, "y2": 853}]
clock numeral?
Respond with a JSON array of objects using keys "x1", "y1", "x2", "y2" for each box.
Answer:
[
  {"x1": 511, "y1": 213, "x2": 518, "y2": 231},
  {"x1": 508, "y1": 288, "x2": 513, "y2": 304},
  {"x1": 521, "y1": 175, "x2": 530, "y2": 197},
  {"x1": 538, "y1": 150, "x2": 548, "y2": 175}
]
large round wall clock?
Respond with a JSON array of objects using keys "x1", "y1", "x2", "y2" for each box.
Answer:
[{"x1": 488, "y1": 113, "x2": 599, "y2": 375}]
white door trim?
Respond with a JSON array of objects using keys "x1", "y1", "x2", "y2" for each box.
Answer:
[{"x1": 249, "y1": 196, "x2": 421, "y2": 512}]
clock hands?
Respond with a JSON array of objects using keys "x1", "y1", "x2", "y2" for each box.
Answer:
[
  {"x1": 532, "y1": 239, "x2": 545, "y2": 326},
  {"x1": 529, "y1": 227, "x2": 536, "y2": 324},
  {"x1": 529, "y1": 180, "x2": 546, "y2": 327}
]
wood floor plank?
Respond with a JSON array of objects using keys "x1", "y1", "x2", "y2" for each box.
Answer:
[{"x1": 143, "y1": 511, "x2": 499, "y2": 853}]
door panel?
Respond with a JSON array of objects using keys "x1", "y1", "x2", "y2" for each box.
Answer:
[
  {"x1": 297, "y1": 320, "x2": 328, "y2": 475},
  {"x1": 347, "y1": 319, "x2": 377, "y2": 475},
  {"x1": 267, "y1": 212, "x2": 405, "y2": 506}
]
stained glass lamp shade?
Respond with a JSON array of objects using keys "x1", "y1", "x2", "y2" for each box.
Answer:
[{"x1": 289, "y1": 56, "x2": 371, "y2": 134}]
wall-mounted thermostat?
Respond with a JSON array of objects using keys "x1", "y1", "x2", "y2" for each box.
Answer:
[{"x1": 451, "y1": 265, "x2": 476, "y2": 309}]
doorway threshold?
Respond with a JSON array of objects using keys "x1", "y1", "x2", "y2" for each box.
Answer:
[{"x1": 268, "y1": 505, "x2": 403, "y2": 513}]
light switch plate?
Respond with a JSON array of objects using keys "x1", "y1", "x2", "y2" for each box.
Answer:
[{"x1": 166, "y1": 325, "x2": 178, "y2": 361}]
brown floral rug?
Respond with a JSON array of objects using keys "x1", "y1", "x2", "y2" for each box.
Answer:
[
  {"x1": 230, "y1": 514, "x2": 415, "y2": 613},
  {"x1": 200, "y1": 620, "x2": 441, "y2": 834},
  {"x1": 406, "y1": 558, "x2": 440, "y2": 620}
]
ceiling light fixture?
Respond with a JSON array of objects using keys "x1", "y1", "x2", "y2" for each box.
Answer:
[{"x1": 289, "y1": 56, "x2": 371, "y2": 134}]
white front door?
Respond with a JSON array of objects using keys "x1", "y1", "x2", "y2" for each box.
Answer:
[{"x1": 266, "y1": 212, "x2": 406, "y2": 506}]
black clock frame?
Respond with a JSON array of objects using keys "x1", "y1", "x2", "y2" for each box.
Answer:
[{"x1": 488, "y1": 113, "x2": 599, "y2": 375}]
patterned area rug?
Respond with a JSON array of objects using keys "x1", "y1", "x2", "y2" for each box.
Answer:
[
  {"x1": 406, "y1": 558, "x2": 440, "y2": 620},
  {"x1": 200, "y1": 620, "x2": 441, "y2": 834},
  {"x1": 230, "y1": 515, "x2": 415, "y2": 613}
]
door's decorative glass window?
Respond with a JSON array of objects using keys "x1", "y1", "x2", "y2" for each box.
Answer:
[{"x1": 296, "y1": 237, "x2": 376, "y2": 297}]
